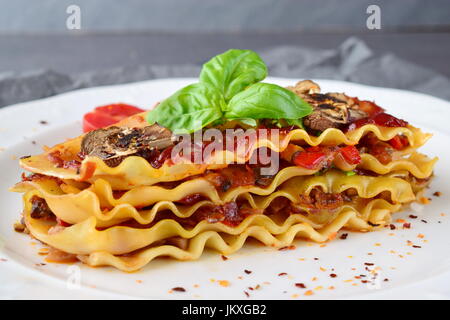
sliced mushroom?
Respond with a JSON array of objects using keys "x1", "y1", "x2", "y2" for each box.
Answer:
[
  {"x1": 287, "y1": 80, "x2": 321, "y2": 96},
  {"x1": 302, "y1": 94, "x2": 348, "y2": 131},
  {"x1": 328, "y1": 92, "x2": 368, "y2": 122},
  {"x1": 81, "y1": 124, "x2": 173, "y2": 167},
  {"x1": 288, "y1": 82, "x2": 368, "y2": 132},
  {"x1": 327, "y1": 92, "x2": 357, "y2": 107}
]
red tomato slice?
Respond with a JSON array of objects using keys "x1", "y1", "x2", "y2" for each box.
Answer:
[
  {"x1": 82, "y1": 103, "x2": 145, "y2": 132},
  {"x1": 83, "y1": 112, "x2": 116, "y2": 132}
]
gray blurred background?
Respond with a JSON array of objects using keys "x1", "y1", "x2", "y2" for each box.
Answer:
[
  {"x1": 0, "y1": 0, "x2": 449, "y2": 105},
  {"x1": 1, "y1": 0, "x2": 448, "y2": 32}
]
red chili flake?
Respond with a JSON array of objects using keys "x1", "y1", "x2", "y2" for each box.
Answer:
[
  {"x1": 248, "y1": 287, "x2": 254, "y2": 291},
  {"x1": 403, "y1": 223, "x2": 411, "y2": 229},
  {"x1": 364, "y1": 263, "x2": 374, "y2": 266},
  {"x1": 295, "y1": 283, "x2": 306, "y2": 289},
  {"x1": 278, "y1": 272, "x2": 288, "y2": 276},
  {"x1": 389, "y1": 224, "x2": 396, "y2": 230},
  {"x1": 171, "y1": 287, "x2": 186, "y2": 292},
  {"x1": 314, "y1": 258, "x2": 319, "y2": 261},
  {"x1": 433, "y1": 191, "x2": 441, "y2": 197},
  {"x1": 412, "y1": 245, "x2": 422, "y2": 248},
  {"x1": 278, "y1": 245, "x2": 296, "y2": 251},
  {"x1": 384, "y1": 278, "x2": 389, "y2": 282},
  {"x1": 409, "y1": 215, "x2": 418, "y2": 219},
  {"x1": 244, "y1": 291, "x2": 250, "y2": 298},
  {"x1": 361, "y1": 280, "x2": 368, "y2": 283},
  {"x1": 221, "y1": 255, "x2": 228, "y2": 261},
  {"x1": 340, "y1": 233, "x2": 348, "y2": 240},
  {"x1": 244, "y1": 270, "x2": 252, "y2": 274},
  {"x1": 330, "y1": 274, "x2": 337, "y2": 278}
]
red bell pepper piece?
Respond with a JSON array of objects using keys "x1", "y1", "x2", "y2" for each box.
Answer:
[
  {"x1": 292, "y1": 149, "x2": 326, "y2": 170},
  {"x1": 388, "y1": 135, "x2": 409, "y2": 150},
  {"x1": 339, "y1": 145, "x2": 361, "y2": 165}
]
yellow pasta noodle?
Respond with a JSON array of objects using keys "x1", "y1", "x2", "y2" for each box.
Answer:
[
  {"x1": 13, "y1": 168, "x2": 415, "y2": 228},
  {"x1": 76, "y1": 193, "x2": 403, "y2": 272},
  {"x1": 72, "y1": 202, "x2": 400, "y2": 272},
  {"x1": 19, "y1": 123, "x2": 430, "y2": 189},
  {"x1": 22, "y1": 188, "x2": 401, "y2": 271}
]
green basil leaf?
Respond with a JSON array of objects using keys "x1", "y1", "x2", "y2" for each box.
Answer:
[
  {"x1": 146, "y1": 83, "x2": 225, "y2": 134},
  {"x1": 234, "y1": 118, "x2": 258, "y2": 127},
  {"x1": 285, "y1": 118, "x2": 305, "y2": 129},
  {"x1": 225, "y1": 83, "x2": 313, "y2": 120},
  {"x1": 270, "y1": 118, "x2": 305, "y2": 129},
  {"x1": 199, "y1": 49, "x2": 267, "y2": 102}
]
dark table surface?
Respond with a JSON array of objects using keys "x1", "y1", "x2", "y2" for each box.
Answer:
[{"x1": 1, "y1": 32, "x2": 450, "y2": 78}]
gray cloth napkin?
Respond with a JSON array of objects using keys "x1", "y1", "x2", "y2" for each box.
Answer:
[{"x1": 0, "y1": 37, "x2": 449, "y2": 108}]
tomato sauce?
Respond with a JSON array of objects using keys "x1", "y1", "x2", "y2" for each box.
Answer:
[
  {"x1": 291, "y1": 145, "x2": 361, "y2": 171},
  {"x1": 357, "y1": 132, "x2": 409, "y2": 165},
  {"x1": 346, "y1": 112, "x2": 408, "y2": 132}
]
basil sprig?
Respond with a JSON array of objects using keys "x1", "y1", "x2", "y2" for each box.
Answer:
[
  {"x1": 147, "y1": 83, "x2": 225, "y2": 133},
  {"x1": 200, "y1": 49, "x2": 267, "y2": 102},
  {"x1": 147, "y1": 49, "x2": 312, "y2": 133},
  {"x1": 225, "y1": 83, "x2": 312, "y2": 120}
]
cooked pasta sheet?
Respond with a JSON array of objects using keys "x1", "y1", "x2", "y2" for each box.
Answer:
[
  {"x1": 19, "y1": 123, "x2": 431, "y2": 189},
  {"x1": 11, "y1": 72, "x2": 437, "y2": 271},
  {"x1": 22, "y1": 186, "x2": 405, "y2": 271},
  {"x1": 16, "y1": 169, "x2": 417, "y2": 224},
  {"x1": 17, "y1": 166, "x2": 427, "y2": 271}
]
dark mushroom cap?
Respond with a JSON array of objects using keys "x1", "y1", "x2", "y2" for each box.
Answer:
[
  {"x1": 80, "y1": 124, "x2": 173, "y2": 167},
  {"x1": 287, "y1": 80, "x2": 368, "y2": 132}
]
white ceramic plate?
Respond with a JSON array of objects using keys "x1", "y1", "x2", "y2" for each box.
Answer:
[{"x1": 0, "y1": 78, "x2": 449, "y2": 300}]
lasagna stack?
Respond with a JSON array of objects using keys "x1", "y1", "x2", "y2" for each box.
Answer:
[{"x1": 11, "y1": 51, "x2": 437, "y2": 271}]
